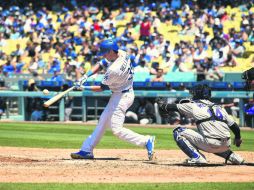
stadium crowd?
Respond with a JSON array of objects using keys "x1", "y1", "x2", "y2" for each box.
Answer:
[
  {"x1": 0, "y1": 0, "x2": 253, "y2": 83},
  {"x1": 0, "y1": 0, "x2": 253, "y2": 124}
]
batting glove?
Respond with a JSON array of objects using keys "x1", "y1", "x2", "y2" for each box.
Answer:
[
  {"x1": 74, "y1": 75, "x2": 88, "y2": 89},
  {"x1": 78, "y1": 74, "x2": 88, "y2": 85}
]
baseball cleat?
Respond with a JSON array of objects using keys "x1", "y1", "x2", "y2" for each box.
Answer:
[
  {"x1": 227, "y1": 152, "x2": 244, "y2": 165},
  {"x1": 146, "y1": 136, "x2": 155, "y2": 161},
  {"x1": 184, "y1": 156, "x2": 208, "y2": 166},
  {"x1": 70, "y1": 150, "x2": 94, "y2": 159}
]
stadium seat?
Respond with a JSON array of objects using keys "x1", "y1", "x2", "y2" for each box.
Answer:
[
  {"x1": 150, "y1": 82, "x2": 167, "y2": 90},
  {"x1": 133, "y1": 82, "x2": 147, "y2": 89},
  {"x1": 40, "y1": 81, "x2": 63, "y2": 87},
  {"x1": 223, "y1": 72, "x2": 244, "y2": 82},
  {"x1": 133, "y1": 72, "x2": 151, "y2": 82},
  {"x1": 232, "y1": 82, "x2": 246, "y2": 90},
  {"x1": 169, "y1": 82, "x2": 181, "y2": 89},
  {"x1": 164, "y1": 72, "x2": 197, "y2": 82},
  {"x1": 209, "y1": 82, "x2": 230, "y2": 90}
]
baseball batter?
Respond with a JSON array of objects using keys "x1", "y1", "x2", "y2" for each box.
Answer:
[
  {"x1": 71, "y1": 39, "x2": 155, "y2": 160},
  {"x1": 157, "y1": 84, "x2": 244, "y2": 165}
]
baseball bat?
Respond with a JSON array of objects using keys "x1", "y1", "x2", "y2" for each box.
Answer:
[{"x1": 43, "y1": 86, "x2": 75, "y2": 108}]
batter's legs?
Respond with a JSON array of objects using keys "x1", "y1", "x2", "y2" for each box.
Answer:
[{"x1": 81, "y1": 106, "x2": 112, "y2": 152}]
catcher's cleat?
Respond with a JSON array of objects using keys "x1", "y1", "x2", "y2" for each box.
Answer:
[
  {"x1": 184, "y1": 156, "x2": 208, "y2": 166},
  {"x1": 146, "y1": 136, "x2": 155, "y2": 161},
  {"x1": 227, "y1": 152, "x2": 244, "y2": 165},
  {"x1": 71, "y1": 151, "x2": 94, "y2": 159}
]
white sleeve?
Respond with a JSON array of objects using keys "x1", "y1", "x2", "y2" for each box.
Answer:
[
  {"x1": 222, "y1": 108, "x2": 235, "y2": 126},
  {"x1": 101, "y1": 70, "x2": 117, "y2": 86},
  {"x1": 176, "y1": 103, "x2": 194, "y2": 117}
]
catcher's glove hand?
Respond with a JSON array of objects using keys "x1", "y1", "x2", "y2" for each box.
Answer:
[
  {"x1": 234, "y1": 138, "x2": 242, "y2": 147},
  {"x1": 156, "y1": 97, "x2": 170, "y2": 118}
]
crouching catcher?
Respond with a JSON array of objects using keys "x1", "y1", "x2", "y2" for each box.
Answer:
[{"x1": 157, "y1": 84, "x2": 244, "y2": 165}]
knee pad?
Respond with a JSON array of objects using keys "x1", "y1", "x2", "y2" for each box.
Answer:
[
  {"x1": 173, "y1": 126, "x2": 200, "y2": 159},
  {"x1": 173, "y1": 126, "x2": 186, "y2": 141}
]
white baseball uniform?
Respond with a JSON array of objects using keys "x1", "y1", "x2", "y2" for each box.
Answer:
[{"x1": 81, "y1": 50, "x2": 150, "y2": 152}]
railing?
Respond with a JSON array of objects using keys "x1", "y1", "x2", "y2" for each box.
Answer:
[{"x1": 0, "y1": 90, "x2": 253, "y2": 127}]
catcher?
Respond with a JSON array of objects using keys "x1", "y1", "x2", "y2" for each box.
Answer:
[{"x1": 157, "y1": 84, "x2": 244, "y2": 165}]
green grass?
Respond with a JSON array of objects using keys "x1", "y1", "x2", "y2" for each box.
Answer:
[
  {"x1": 0, "y1": 123, "x2": 253, "y2": 189},
  {"x1": 0, "y1": 183, "x2": 254, "y2": 190},
  {"x1": 0, "y1": 122, "x2": 253, "y2": 151}
]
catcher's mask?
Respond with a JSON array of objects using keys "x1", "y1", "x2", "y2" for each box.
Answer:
[{"x1": 190, "y1": 84, "x2": 211, "y2": 100}]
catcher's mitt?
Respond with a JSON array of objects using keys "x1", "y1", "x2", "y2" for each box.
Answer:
[
  {"x1": 156, "y1": 97, "x2": 170, "y2": 118},
  {"x1": 234, "y1": 138, "x2": 242, "y2": 147}
]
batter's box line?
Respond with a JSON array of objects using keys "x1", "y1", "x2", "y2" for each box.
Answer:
[
  {"x1": 60, "y1": 157, "x2": 120, "y2": 161},
  {"x1": 143, "y1": 161, "x2": 226, "y2": 167}
]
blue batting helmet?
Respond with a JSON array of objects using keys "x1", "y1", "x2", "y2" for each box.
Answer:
[
  {"x1": 97, "y1": 39, "x2": 119, "y2": 56},
  {"x1": 190, "y1": 84, "x2": 211, "y2": 100}
]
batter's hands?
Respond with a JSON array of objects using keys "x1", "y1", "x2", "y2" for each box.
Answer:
[
  {"x1": 74, "y1": 75, "x2": 88, "y2": 89},
  {"x1": 234, "y1": 138, "x2": 242, "y2": 147},
  {"x1": 78, "y1": 74, "x2": 88, "y2": 85}
]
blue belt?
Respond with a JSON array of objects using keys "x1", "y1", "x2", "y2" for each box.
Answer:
[
  {"x1": 122, "y1": 89, "x2": 131, "y2": 93},
  {"x1": 112, "y1": 88, "x2": 132, "y2": 93}
]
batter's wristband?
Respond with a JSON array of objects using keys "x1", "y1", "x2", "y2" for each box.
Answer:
[
  {"x1": 83, "y1": 86, "x2": 92, "y2": 90},
  {"x1": 86, "y1": 70, "x2": 93, "y2": 77}
]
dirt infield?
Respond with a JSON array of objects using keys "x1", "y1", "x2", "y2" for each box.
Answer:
[{"x1": 0, "y1": 147, "x2": 253, "y2": 183}]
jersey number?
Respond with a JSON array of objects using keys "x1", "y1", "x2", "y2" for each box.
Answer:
[
  {"x1": 207, "y1": 107, "x2": 223, "y2": 121},
  {"x1": 127, "y1": 63, "x2": 134, "y2": 80}
]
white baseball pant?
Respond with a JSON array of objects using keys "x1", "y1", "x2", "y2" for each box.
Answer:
[{"x1": 81, "y1": 90, "x2": 149, "y2": 152}]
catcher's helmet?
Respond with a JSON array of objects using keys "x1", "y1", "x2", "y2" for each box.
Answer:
[
  {"x1": 97, "y1": 39, "x2": 119, "y2": 56},
  {"x1": 190, "y1": 84, "x2": 211, "y2": 100}
]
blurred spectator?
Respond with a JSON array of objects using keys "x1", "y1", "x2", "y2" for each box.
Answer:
[
  {"x1": 134, "y1": 60, "x2": 150, "y2": 73},
  {"x1": 137, "y1": 98, "x2": 155, "y2": 125},
  {"x1": 0, "y1": 97, "x2": 6, "y2": 120},
  {"x1": 170, "y1": 58, "x2": 188, "y2": 72},
  {"x1": 248, "y1": 28, "x2": 254, "y2": 45},
  {"x1": 12, "y1": 44, "x2": 24, "y2": 57},
  {"x1": 50, "y1": 69, "x2": 64, "y2": 82},
  {"x1": 193, "y1": 41, "x2": 207, "y2": 65},
  {"x1": 62, "y1": 84, "x2": 73, "y2": 121},
  {"x1": 171, "y1": 0, "x2": 181, "y2": 9},
  {"x1": 48, "y1": 56, "x2": 61, "y2": 74},
  {"x1": 125, "y1": 98, "x2": 155, "y2": 125},
  {"x1": 231, "y1": 39, "x2": 245, "y2": 57},
  {"x1": 222, "y1": 98, "x2": 240, "y2": 119},
  {"x1": 205, "y1": 66, "x2": 223, "y2": 81},
  {"x1": 151, "y1": 68, "x2": 164, "y2": 82},
  {"x1": 160, "y1": 53, "x2": 174, "y2": 73},
  {"x1": 244, "y1": 81, "x2": 254, "y2": 127},
  {"x1": 178, "y1": 83, "x2": 189, "y2": 92},
  {"x1": 25, "y1": 79, "x2": 39, "y2": 121},
  {"x1": 115, "y1": 8, "x2": 126, "y2": 20},
  {"x1": 30, "y1": 100, "x2": 44, "y2": 121},
  {"x1": 146, "y1": 42, "x2": 159, "y2": 60},
  {"x1": 139, "y1": 16, "x2": 151, "y2": 42},
  {"x1": 28, "y1": 57, "x2": 39, "y2": 74}
]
